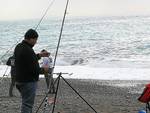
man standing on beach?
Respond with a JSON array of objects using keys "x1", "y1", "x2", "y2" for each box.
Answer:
[{"x1": 14, "y1": 29, "x2": 49, "y2": 113}]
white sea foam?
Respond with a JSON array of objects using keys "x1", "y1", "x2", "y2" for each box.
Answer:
[{"x1": 1, "y1": 65, "x2": 150, "y2": 80}]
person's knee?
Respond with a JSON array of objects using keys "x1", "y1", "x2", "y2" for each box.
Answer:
[{"x1": 23, "y1": 96, "x2": 35, "y2": 108}]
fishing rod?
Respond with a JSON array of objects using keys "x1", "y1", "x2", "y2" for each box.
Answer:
[
  {"x1": 50, "y1": 0, "x2": 69, "y2": 113},
  {"x1": 53, "y1": 0, "x2": 69, "y2": 68},
  {"x1": 36, "y1": 0, "x2": 98, "y2": 112},
  {"x1": 35, "y1": 0, "x2": 69, "y2": 112},
  {"x1": 46, "y1": 0, "x2": 69, "y2": 93},
  {"x1": 47, "y1": 0, "x2": 69, "y2": 99}
]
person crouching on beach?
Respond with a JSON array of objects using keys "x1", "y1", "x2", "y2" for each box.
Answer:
[
  {"x1": 14, "y1": 29, "x2": 49, "y2": 113},
  {"x1": 6, "y1": 55, "x2": 16, "y2": 97}
]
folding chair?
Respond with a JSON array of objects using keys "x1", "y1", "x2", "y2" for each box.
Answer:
[{"x1": 138, "y1": 84, "x2": 150, "y2": 113}]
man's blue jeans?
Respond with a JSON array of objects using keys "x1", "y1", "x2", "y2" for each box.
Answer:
[{"x1": 16, "y1": 82, "x2": 37, "y2": 113}]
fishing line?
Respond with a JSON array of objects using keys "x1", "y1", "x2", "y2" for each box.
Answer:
[
  {"x1": 0, "y1": 0, "x2": 56, "y2": 84},
  {"x1": 0, "y1": 37, "x2": 22, "y2": 61},
  {"x1": 0, "y1": 0, "x2": 56, "y2": 62},
  {"x1": 34, "y1": 0, "x2": 56, "y2": 30},
  {"x1": 0, "y1": 38, "x2": 22, "y2": 81}
]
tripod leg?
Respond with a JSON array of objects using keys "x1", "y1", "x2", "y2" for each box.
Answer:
[
  {"x1": 48, "y1": 74, "x2": 59, "y2": 94},
  {"x1": 51, "y1": 73, "x2": 61, "y2": 113},
  {"x1": 49, "y1": 76, "x2": 55, "y2": 93},
  {"x1": 35, "y1": 93, "x2": 49, "y2": 113},
  {"x1": 36, "y1": 75, "x2": 60, "y2": 113},
  {"x1": 147, "y1": 102, "x2": 150, "y2": 113},
  {"x1": 61, "y1": 75, "x2": 98, "y2": 113}
]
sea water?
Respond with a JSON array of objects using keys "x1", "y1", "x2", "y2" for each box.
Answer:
[{"x1": 1, "y1": 16, "x2": 150, "y2": 80}]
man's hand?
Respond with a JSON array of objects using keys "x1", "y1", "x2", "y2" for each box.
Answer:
[{"x1": 43, "y1": 67, "x2": 49, "y2": 74}]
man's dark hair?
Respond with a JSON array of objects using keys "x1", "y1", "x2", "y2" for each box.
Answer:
[
  {"x1": 41, "y1": 49, "x2": 46, "y2": 52},
  {"x1": 24, "y1": 29, "x2": 38, "y2": 39}
]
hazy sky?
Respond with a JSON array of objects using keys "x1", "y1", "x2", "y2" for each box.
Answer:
[{"x1": 1, "y1": 0, "x2": 150, "y2": 20}]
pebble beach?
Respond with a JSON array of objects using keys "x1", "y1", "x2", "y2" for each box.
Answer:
[{"x1": 0, "y1": 78, "x2": 148, "y2": 113}]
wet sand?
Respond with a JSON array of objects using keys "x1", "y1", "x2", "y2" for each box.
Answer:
[{"x1": 0, "y1": 78, "x2": 148, "y2": 113}]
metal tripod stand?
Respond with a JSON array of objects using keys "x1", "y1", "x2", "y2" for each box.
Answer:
[{"x1": 36, "y1": 72, "x2": 98, "y2": 113}]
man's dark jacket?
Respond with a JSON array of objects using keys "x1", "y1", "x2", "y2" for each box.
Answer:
[{"x1": 14, "y1": 40, "x2": 43, "y2": 82}]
